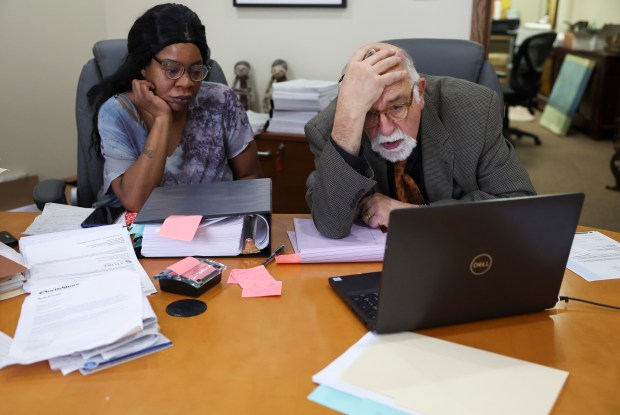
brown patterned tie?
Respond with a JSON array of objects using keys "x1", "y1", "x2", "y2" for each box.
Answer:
[{"x1": 393, "y1": 160, "x2": 425, "y2": 205}]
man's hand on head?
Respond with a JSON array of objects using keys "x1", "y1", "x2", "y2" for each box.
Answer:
[{"x1": 331, "y1": 43, "x2": 408, "y2": 156}]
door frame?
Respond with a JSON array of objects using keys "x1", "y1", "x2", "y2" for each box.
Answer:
[{"x1": 470, "y1": 0, "x2": 492, "y2": 52}]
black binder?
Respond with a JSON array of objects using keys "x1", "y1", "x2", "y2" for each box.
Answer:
[{"x1": 134, "y1": 178, "x2": 272, "y2": 256}]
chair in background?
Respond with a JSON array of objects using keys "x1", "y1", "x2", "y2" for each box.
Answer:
[
  {"x1": 305, "y1": 38, "x2": 504, "y2": 190},
  {"x1": 502, "y1": 32, "x2": 557, "y2": 145},
  {"x1": 32, "y1": 39, "x2": 228, "y2": 210}
]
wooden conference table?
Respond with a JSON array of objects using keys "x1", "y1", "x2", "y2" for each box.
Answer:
[{"x1": 1, "y1": 212, "x2": 620, "y2": 414}]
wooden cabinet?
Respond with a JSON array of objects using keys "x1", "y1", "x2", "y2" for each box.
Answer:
[
  {"x1": 254, "y1": 132, "x2": 315, "y2": 213},
  {"x1": 549, "y1": 47, "x2": 620, "y2": 140}
]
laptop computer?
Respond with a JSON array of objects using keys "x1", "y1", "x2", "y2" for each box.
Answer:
[{"x1": 329, "y1": 193, "x2": 584, "y2": 334}]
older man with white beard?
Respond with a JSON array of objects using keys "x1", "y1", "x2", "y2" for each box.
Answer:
[{"x1": 304, "y1": 42, "x2": 535, "y2": 239}]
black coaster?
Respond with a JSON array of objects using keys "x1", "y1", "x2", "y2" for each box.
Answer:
[{"x1": 166, "y1": 299, "x2": 207, "y2": 317}]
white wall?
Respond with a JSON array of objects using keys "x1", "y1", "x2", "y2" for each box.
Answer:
[
  {"x1": 0, "y1": 0, "x2": 472, "y2": 184},
  {"x1": 557, "y1": 0, "x2": 620, "y2": 32},
  {"x1": 0, "y1": 0, "x2": 106, "y2": 181},
  {"x1": 510, "y1": 0, "x2": 547, "y2": 25},
  {"x1": 104, "y1": 0, "x2": 473, "y2": 110}
]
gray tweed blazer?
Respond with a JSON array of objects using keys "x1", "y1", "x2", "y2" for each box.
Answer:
[{"x1": 304, "y1": 75, "x2": 536, "y2": 239}]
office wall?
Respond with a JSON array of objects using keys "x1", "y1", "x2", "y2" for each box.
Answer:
[
  {"x1": 0, "y1": 0, "x2": 472, "y2": 186},
  {"x1": 0, "y1": 0, "x2": 106, "y2": 182},
  {"x1": 510, "y1": 0, "x2": 547, "y2": 24},
  {"x1": 557, "y1": 0, "x2": 620, "y2": 32}
]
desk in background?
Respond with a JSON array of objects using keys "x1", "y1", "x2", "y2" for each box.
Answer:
[{"x1": 2, "y1": 212, "x2": 620, "y2": 414}]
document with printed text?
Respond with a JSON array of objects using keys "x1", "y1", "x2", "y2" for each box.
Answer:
[
  {"x1": 8, "y1": 271, "x2": 143, "y2": 365},
  {"x1": 18, "y1": 224, "x2": 156, "y2": 295},
  {"x1": 567, "y1": 231, "x2": 620, "y2": 281}
]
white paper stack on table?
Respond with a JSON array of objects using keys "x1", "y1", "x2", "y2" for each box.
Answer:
[
  {"x1": 246, "y1": 110, "x2": 270, "y2": 135},
  {"x1": 281, "y1": 218, "x2": 386, "y2": 263},
  {"x1": 267, "y1": 79, "x2": 338, "y2": 135},
  {"x1": 1, "y1": 271, "x2": 171, "y2": 375},
  {"x1": 0, "y1": 242, "x2": 27, "y2": 300},
  {"x1": 309, "y1": 332, "x2": 569, "y2": 415},
  {"x1": 0, "y1": 224, "x2": 169, "y2": 375}
]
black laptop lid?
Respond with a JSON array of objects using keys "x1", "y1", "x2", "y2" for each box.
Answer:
[{"x1": 374, "y1": 193, "x2": 584, "y2": 333}]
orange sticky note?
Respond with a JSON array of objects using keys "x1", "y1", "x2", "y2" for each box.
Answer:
[
  {"x1": 158, "y1": 215, "x2": 202, "y2": 241},
  {"x1": 275, "y1": 253, "x2": 302, "y2": 264}
]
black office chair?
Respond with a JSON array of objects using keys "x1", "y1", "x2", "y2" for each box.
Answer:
[
  {"x1": 305, "y1": 38, "x2": 504, "y2": 190},
  {"x1": 32, "y1": 39, "x2": 228, "y2": 210},
  {"x1": 502, "y1": 32, "x2": 557, "y2": 146}
]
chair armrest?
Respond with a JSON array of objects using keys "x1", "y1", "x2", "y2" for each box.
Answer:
[{"x1": 32, "y1": 179, "x2": 67, "y2": 210}]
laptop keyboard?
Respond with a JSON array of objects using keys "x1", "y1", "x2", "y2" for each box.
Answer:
[{"x1": 351, "y1": 292, "x2": 379, "y2": 321}]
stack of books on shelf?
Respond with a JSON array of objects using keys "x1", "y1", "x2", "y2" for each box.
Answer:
[{"x1": 267, "y1": 79, "x2": 338, "y2": 135}]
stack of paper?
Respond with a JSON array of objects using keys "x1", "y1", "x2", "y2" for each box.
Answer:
[
  {"x1": 246, "y1": 110, "x2": 270, "y2": 135},
  {"x1": 567, "y1": 231, "x2": 620, "y2": 281},
  {"x1": 0, "y1": 242, "x2": 27, "y2": 300},
  {"x1": 0, "y1": 225, "x2": 169, "y2": 375},
  {"x1": 310, "y1": 332, "x2": 569, "y2": 415},
  {"x1": 280, "y1": 218, "x2": 386, "y2": 263},
  {"x1": 268, "y1": 79, "x2": 338, "y2": 135},
  {"x1": 1, "y1": 271, "x2": 171, "y2": 375}
]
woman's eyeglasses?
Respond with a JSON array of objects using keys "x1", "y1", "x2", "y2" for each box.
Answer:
[{"x1": 152, "y1": 56, "x2": 210, "y2": 82}]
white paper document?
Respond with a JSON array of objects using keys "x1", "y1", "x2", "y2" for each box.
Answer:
[
  {"x1": 314, "y1": 332, "x2": 568, "y2": 415},
  {"x1": 290, "y1": 218, "x2": 386, "y2": 263},
  {"x1": 567, "y1": 231, "x2": 620, "y2": 281},
  {"x1": 18, "y1": 224, "x2": 156, "y2": 295},
  {"x1": 0, "y1": 331, "x2": 16, "y2": 369},
  {"x1": 8, "y1": 271, "x2": 143, "y2": 365},
  {"x1": 23, "y1": 203, "x2": 95, "y2": 235},
  {"x1": 47, "y1": 298, "x2": 171, "y2": 376},
  {"x1": 0, "y1": 238, "x2": 27, "y2": 299},
  {"x1": 0, "y1": 240, "x2": 27, "y2": 267}
]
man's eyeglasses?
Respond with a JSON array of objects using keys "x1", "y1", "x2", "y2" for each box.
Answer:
[
  {"x1": 152, "y1": 56, "x2": 210, "y2": 82},
  {"x1": 364, "y1": 88, "x2": 415, "y2": 129}
]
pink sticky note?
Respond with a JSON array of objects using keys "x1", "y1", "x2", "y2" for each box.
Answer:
[
  {"x1": 168, "y1": 257, "x2": 202, "y2": 275},
  {"x1": 232, "y1": 266, "x2": 275, "y2": 288},
  {"x1": 228, "y1": 266, "x2": 282, "y2": 297},
  {"x1": 241, "y1": 280, "x2": 282, "y2": 297},
  {"x1": 275, "y1": 253, "x2": 302, "y2": 264},
  {"x1": 158, "y1": 215, "x2": 202, "y2": 241},
  {"x1": 227, "y1": 274, "x2": 238, "y2": 284}
]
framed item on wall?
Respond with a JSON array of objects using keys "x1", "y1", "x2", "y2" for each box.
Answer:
[{"x1": 234, "y1": 0, "x2": 346, "y2": 7}]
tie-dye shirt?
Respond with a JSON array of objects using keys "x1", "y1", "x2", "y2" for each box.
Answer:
[{"x1": 96, "y1": 82, "x2": 253, "y2": 207}]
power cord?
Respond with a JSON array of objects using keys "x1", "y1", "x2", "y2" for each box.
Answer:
[{"x1": 558, "y1": 296, "x2": 620, "y2": 311}]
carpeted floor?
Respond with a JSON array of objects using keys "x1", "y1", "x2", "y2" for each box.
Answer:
[{"x1": 510, "y1": 112, "x2": 619, "y2": 232}]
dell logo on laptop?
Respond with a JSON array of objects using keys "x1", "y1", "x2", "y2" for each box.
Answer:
[{"x1": 470, "y1": 254, "x2": 493, "y2": 275}]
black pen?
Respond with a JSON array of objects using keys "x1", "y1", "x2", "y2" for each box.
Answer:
[{"x1": 261, "y1": 245, "x2": 285, "y2": 266}]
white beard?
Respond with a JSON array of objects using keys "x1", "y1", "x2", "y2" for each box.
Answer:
[{"x1": 370, "y1": 129, "x2": 417, "y2": 162}]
